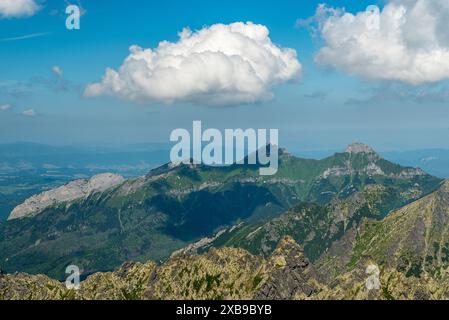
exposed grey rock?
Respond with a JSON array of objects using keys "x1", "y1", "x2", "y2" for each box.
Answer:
[
  {"x1": 170, "y1": 229, "x2": 227, "y2": 257},
  {"x1": 345, "y1": 142, "x2": 377, "y2": 154},
  {"x1": 254, "y1": 237, "x2": 317, "y2": 300},
  {"x1": 8, "y1": 173, "x2": 125, "y2": 220}
]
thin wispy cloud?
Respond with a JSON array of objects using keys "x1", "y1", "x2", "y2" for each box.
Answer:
[
  {"x1": 51, "y1": 66, "x2": 64, "y2": 78},
  {"x1": 21, "y1": 109, "x2": 36, "y2": 117},
  {"x1": 0, "y1": 32, "x2": 49, "y2": 42},
  {"x1": 0, "y1": 104, "x2": 12, "y2": 111},
  {"x1": 65, "y1": 0, "x2": 87, "y2": 16}
]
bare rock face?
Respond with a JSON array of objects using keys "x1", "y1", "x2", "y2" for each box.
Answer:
[
  {"x1": 345, "y1": 142, "x2": 376, "y2": 154},
  {"x1": 254, "y1": 236, "x2": 318, "y2": 300},
  {"x1": 76, "y1": 261, "x2": 157, "y2": 300},
  {"x1": 8, "y1": 173, "x2": 125, "y2": 220},
  {"x1": 2, "y1": 234, "x2": 449, "y2": 300},
  {"x1": 0, "y1": 273, "x2": 67, "y2": 300}
]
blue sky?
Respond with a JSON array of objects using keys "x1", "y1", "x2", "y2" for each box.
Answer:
[{"x1": 1, "y1": 0, "x2": 449, "y2": 152}]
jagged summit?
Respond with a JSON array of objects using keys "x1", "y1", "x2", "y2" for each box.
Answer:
[{"x1": 345, "y1": 142, "x2": 377, "y2": 155}]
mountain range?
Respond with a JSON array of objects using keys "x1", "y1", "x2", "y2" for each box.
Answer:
[
  {"x1": 0, "y1": 144, "x2": 442, "y2": 279},
  {"x1": 3, "y1": 141, "x2": 449, "y2": 222}
]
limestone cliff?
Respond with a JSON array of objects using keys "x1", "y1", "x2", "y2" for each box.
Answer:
[{"x1": 8, "y1": 173, "x2": 125, "y2": 220}]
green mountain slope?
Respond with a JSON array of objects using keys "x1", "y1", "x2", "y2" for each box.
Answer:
[
  {"x1": 205, "y1": 180, "x2": 449, "y2": 288},
  {"x1": 339, "y1": 180, "x2": 449, "y2": 278},
  {"x1": 200, "y1": 185, "x2": 398, "y2": 261},
  {"x1": 0, "y1": 144, "x2": 442, "y2": 279}
]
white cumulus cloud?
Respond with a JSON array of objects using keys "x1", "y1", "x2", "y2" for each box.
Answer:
[
  {"x1": 85, "y1": 22, "x2": 301, "y2": 106},
  {"x1": 0, "y1": 104, "x2": 11, "y2": 111},
  {"x1": 314, "y1": 0, "x2": 449, "y2": 85},
  {"x1": 0, "y1": 0, "x2": 40, "y2": 19}
]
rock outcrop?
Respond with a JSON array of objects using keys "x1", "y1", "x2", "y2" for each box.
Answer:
[
  {"x1": 254, "y1": 237, "x2": 318, "y2": 299},
  {"x1": 8, "y1": 173, "x2": 125, "y2": 220},
  {"x1": 345, "y1": 142, "x2": 377, "y2": 154}
]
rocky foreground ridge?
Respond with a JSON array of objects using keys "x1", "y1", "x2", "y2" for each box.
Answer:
[
  {"x1": 1, "y1": 236, "x2": 449, "y2": 300},
  {"x1": 0, "y1": 237, "x2": 312, "y2": 300}
]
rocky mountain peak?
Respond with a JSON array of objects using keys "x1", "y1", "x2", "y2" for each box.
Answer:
[
  {"x1": 345, "y1": 142, "x2": 377, "y2": 155},
  {"x1": 8, "y1": 173, "x2": 125, "y2": 220}
]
